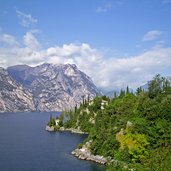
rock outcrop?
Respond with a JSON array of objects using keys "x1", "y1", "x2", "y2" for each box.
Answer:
[
  {"x1": 45, "y1": 125, "x2": 55, "y2": 132},
  {"x1": 72, "y1": 141, "x2": 107, "y2": 164}
]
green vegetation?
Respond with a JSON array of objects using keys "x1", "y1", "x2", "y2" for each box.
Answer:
[
  {"x1": 47, "y1": 114, "x2": 56, "y2": 127},
  {"x1": 47, "y1": 114, "x2": 63, "y2": 130},
  {"x1": 59, "y1": 74, "x2": 171, "y2": 170}
]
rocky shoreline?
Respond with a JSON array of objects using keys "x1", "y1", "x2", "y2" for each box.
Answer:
[
  {"x1": 60, "y1": 127, "x2": 88, "y2": 134},
  {"x1": 72, "y1": 141, "x2": 107, "y2": 165},
  {"x1": 45, "y1": 125, "x2": 88, "y2": 134},
  {"x1": 46, "y1": 126, "x2": 106, "y2": 165},
  {"x1": 45, "y1": 125, "x2": 55, "y2": 131},
  {"x1": 72, "y1": 149, "x2": 107, "y2": 165},
  {"x1": 45, "y1": 125, "x2": 134, "y2": 170}
]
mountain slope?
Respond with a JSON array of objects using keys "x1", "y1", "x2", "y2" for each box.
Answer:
[
  {"x1": 0, "y1": 67, "x2": 35, "y2": 112},
  {"x1": 7, "y1": 63, "x2": 100, "y2": 111}
]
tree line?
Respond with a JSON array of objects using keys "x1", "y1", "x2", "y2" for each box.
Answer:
[{"x1": 58, "y1": 74, "x2": 171, "y2": 170}]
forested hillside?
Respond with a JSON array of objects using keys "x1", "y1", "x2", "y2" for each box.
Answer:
[{"x1": 59, "y1": 74, "x2": 171, "y2": 170}]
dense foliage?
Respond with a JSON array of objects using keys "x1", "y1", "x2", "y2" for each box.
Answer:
[
  {"x1": 47, "y1": 114, "x2": 63, "y2": 130},
  {"x1": 47, "y1": 114, "x2": 56, "y2": 127},
  {"x1": 60, "y1": 75, "x2": 171, "y2": 170}
]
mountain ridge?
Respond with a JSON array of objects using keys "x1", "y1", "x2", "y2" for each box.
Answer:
[{"x1": 0, "y1": 63, "x2": 100, "y2": 112}]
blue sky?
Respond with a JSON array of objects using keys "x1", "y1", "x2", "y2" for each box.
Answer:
[{"x1": 0, "y1": 0, "x2": 171, "y2": 90}]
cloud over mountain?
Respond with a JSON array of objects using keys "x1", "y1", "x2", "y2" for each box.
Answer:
[{"x1": 0, "y1": 31, "x2": 171, "y2": 90}]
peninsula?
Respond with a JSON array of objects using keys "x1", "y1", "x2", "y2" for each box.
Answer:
[{"x1": 46, "y1": 75, "x2": 171, "y2": 170}]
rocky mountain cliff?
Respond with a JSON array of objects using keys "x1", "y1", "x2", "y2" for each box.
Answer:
[
  {"x1": 6, "y1": 63, "x2": 100, "y2": 112},
  {"x1": 0, "y1": 67, "x2": 35, "y2": 112}
]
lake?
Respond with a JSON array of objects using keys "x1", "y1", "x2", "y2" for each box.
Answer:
[{"x1": 0, "y1": 112, "x2": 105, "y2": 171}]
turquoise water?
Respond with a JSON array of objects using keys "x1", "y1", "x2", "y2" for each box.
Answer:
[{"x1": 0, "y1": 112, "x2": 105, "y2": 171}]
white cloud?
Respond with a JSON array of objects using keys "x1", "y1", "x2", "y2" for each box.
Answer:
[
  {"x1": 0, "y1": 32, "x2": 171, "y2": 91},
  {"x1": 0, "y1": 32, "x2": 43, "y2": 67},
  {"x1": 142, "y1": 30, "x2": 162, "y2": 41},
  {"x1": 96, "y1": 3, "x2": 112, "y2": 13},
  {"x1": 23, "y1": 31, "x2": 40, "y2": 50},
  {"x1": 38, "y1": 46, "x2": 171, "y2": 90},
  {"x1": 96, "y1": 1, "x2": 125, "y2": 13},
  {"x1": 0, "y1": 34, "x2": 19, "y2": 46},
  {"x1": 16, "y1": 10, "x2": 37, "y2": 27}
]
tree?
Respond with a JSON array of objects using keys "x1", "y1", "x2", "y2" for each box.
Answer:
[
  {"x1": 119, "y1": 89, "x2": 125, "y2": 97},
  {"x1": 126, "y1": 86, "x2": 130, "y2": 94},
  {"x1": 116, "y1": 126, "x2": 149, "y2": 161},
  {"x1": 163, "y1": 77, "x2": 171, "y2": 94},
  {"x1": 136, "y1": 87, "x2": 143, "y2": 95},
  {"x1": 114, "y1": 91, "x2": 117, "y2": 98},
  {"x1": 49, "y1": 114, "x2": 55, "y2": 126},
  {"x1": 148, "y1": 74, "x2": 163, "y2": 98},
  {"x1": 56, "y1": 74, "x2": 171, "y2": 170},
  {"x1": 74, "y1": 104, "x2": 77, "y2": 113}
]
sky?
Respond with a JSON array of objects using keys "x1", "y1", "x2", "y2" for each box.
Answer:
[{"x1": 0, "y1": 0, "x2": 171, "y2": 91}]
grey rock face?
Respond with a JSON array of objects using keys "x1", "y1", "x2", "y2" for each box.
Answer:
[
  {"x1": 7, "y1": 63, "x2": 100, "y2": 112},
  {"x1": 0, "y1": 67, "x2": 35, "y2": 112}
]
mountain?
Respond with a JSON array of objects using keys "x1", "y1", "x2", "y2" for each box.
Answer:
[
  {"x1": 140, "y1": 82, "x2": 149, "y2": 91},
  {"x1": 0, "y1": 67, "x2": 35, "y2": 112},
  {"x1": 104, "y1": 88, "x2": 134, "y2": 98},
  {"x1": 104, "y1": 90, "x2": 119, "y2": 98},
  {"x1": 7, "y1": 63, "x2": 100, "y2": 112},
  {"x1": 140, "y1": 75, "x2": 171, "y2": 92}
]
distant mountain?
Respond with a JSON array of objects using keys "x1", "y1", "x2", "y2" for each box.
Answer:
[
  {"x1": 7, "y1": 63, "x2": 100, "y2": 112},
  {"x1": 0, "y1": 67, "x2": 35, "y2": 112},
  {"x1": 104, "y1": 90, "x2": 119, "y2": 98},
  {"x1": 140, "y1": 76, "x2": 171, "y2": 92},
  {"x1": 104, "y1": 88, "x2": 134, "y2": 98},
  {"x1": 140, "y1": 82, "x2": 149, "y2": 91}
]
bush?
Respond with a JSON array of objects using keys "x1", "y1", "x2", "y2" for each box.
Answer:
[
  {"x1": 54, "y1": 125, "x2": 60, "y2": 131},
  {"x1": 77, "y1": 143, "x2": 83, "y2": 149}
]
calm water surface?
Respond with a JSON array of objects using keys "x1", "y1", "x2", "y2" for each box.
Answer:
[{"x1": 0, "y1": 112, "x2": 105, "y2": 171}]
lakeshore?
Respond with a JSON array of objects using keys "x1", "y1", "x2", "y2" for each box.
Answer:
[
  {"x1": 0, "y1": 112, "x2": 105, "y2": 171},
  {"x1": 46, "y1": 125, "x2": 107, "y2": 165},
  {"x1": 46, "y1": 125, "x2": 88, "y2": 134},
  {"x1": 71, "y1": 141, "x2": 107, "y2": 165}
]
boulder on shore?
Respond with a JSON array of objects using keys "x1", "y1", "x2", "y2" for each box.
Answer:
[
  {"x1": 71, "y1": 141, "x2": 107, "y2": 164},
  {"x1": 45, "y1": 125, "x2": 54, "y2": 132}
]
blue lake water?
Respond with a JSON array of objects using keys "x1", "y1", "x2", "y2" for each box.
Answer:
[{"x1": 0, "y1": 112, "x2": 105, "y2": 171}]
